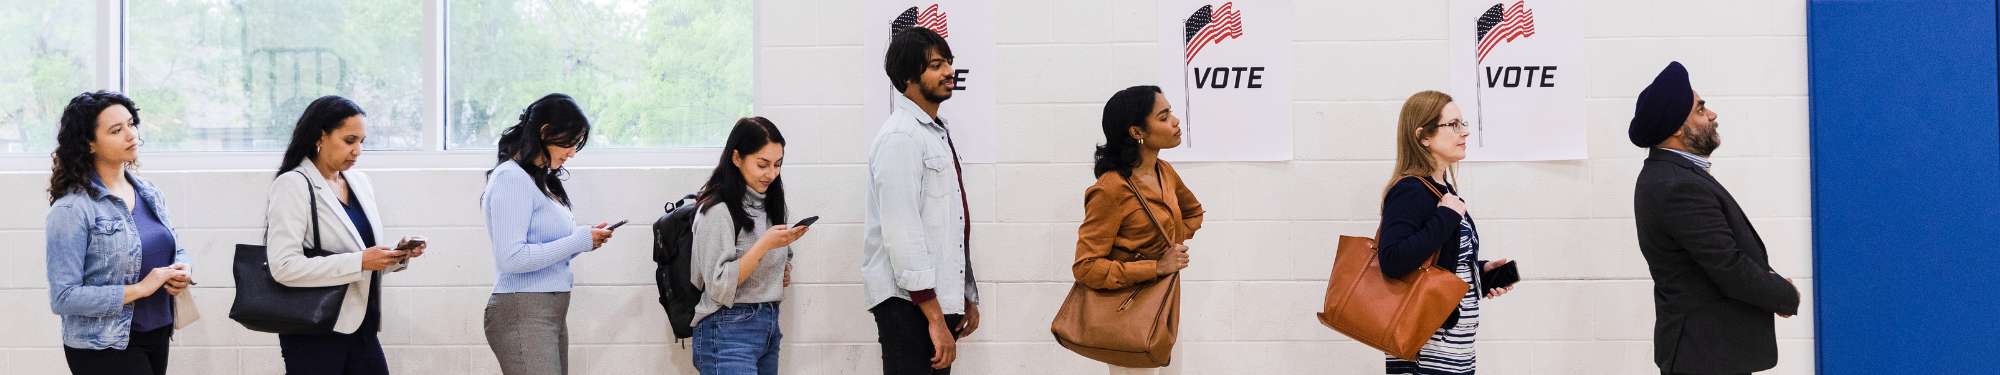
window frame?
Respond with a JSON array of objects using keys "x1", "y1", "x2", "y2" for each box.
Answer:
[{"x1": 0, "y1": 0, "x2": 751, "y2": 172}]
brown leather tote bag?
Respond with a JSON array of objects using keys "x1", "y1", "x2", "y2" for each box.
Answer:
[
  {"x1": 1051, "y1": 175, "x2": 1183, "y2": 368},
  {"x1": 1316, "y1": 176, "x2": 1470, "y2": 361}
]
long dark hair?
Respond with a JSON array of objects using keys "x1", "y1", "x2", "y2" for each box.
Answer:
[
  {"x1": 696, "y1": 117, "x2": 789, "y2": 234},
  {"x1": 49, "y1": 91, "x2": 140, "y2": 204},
  {"x1": 1093, "y1": 85, "x2": 1160, "y2": 178},
  {"x1": 276, "y1": 95, "x2": 367, "y2": 177},
  {"x1": 490, "y1": 93, "x2": 590, "y2": 207}
]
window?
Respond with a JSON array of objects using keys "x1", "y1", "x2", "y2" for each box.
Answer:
[
  {"x1": 127, "y1": 0, "x2": 426, "y2": 152},
  {"x1": 447, "y1": 0, "x2": 752, "y2": 149},
  {"x1": 0, "y1": 0, "x2": 97, "y2": 154},
  {"x1": 0, "y1": 0, "x2": 750, "y2": 165}
]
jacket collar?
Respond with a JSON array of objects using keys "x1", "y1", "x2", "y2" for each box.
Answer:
[
  {"x1": 1647, "y1": 147, "x2": 1702, "y2": 171},
  {"x1": 892, "y1": 94, "x2": 947, "y2": 130},
  {"x1": 85, "y1": 170, "x2": 161, "y2": 202},
  {"x1": 84, "y1": 171, "x2": 116, "y2": 200},
  {"x1": 286, "y1": 167, "x2": 377, "y2": 249},
  {"x1": 1647, "y1": 147, "x2": 1723, "y2": 186}
]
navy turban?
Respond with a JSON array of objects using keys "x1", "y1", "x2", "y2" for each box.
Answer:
[{"x1": 1629, "y1": 61, "x2": 1694, "y2": 148}]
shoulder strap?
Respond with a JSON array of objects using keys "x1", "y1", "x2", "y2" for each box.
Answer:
[
  {"x1": 1122, "y1": 174, "x2": 1175, "y2": 260},
  {"x1": 1376, "y1": 175, "x2": 1446, "y2": 239},
  {"x1": 296, "y1": 170, "x2": 323, "y2": 251}
]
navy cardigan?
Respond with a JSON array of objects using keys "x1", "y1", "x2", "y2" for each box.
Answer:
[{"x1": 1376, "y1": 176, "x2": 1486, "y2": 327}]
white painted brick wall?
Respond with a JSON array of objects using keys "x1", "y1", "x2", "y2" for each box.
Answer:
[{"x1": 0, "y1": 0, "x2": 1812, "y2": 373}]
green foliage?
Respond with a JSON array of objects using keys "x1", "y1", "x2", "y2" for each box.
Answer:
[
  {"x1": 0, "y1": 1, "x2": 96, "y2": 154},
  {"x1": 448, "y1": 0, "x2": 751, "y2": 149},
  {"x1": 1, "y1": 0, "x2": 749, "y2": 153},
  {"x1": 127, "y1": 0, "x2": 426, "y2": 151}
]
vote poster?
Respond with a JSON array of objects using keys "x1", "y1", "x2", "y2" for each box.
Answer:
[
  {"x1": 862, "y1": 0, "x2": 998, "y2": 163},
  {"x1": 1155, "y1": 0, "x2": 1294, "y2": 162},
  {"x1": 1449, "y1": 0, "x2": 1587, "y2": 161}
]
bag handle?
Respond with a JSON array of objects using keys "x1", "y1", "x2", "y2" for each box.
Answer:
[
  {"x1": 273, "y1": 170, "x2": 324, "y2": 254},
  {"x1": 1375, "y1": 175, "x2": 1446, "y2": 239},
  {"x1": 1118, "y1": 168, "x2": 1182, "y2": 310},
  {"x1": 1121, "y1": 169, "x2": 1177, "y2": 259},
  {"x1": 1374, "y1": 175, "x2": 1449, "y2": 271}
]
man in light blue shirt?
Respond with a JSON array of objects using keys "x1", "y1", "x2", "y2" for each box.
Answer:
[{"x1": 863, "y1": 26, "x2": 981, "y2": 374}]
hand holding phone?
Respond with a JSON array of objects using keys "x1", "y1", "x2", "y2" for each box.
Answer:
[
  {"x1": 1483, "y1": 260, "x2": 1521, "y2": 291},
  {"x1": 395, "y1": 238, "x2": 427, "y2": 251},
  {"x1": 605, "y1": 220, "x2": 630, "y2": 231}
]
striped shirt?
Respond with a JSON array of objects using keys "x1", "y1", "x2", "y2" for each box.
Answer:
[{"x1": 1662, "y1": 148, "x2": 1713, "y2": 170}]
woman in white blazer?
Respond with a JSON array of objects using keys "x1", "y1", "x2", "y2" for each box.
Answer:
[{"x1": 264, "y1": 96, "x2": 428, "y2": 375}]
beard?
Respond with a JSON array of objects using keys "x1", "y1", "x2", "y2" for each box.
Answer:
[
  {"x1": 1680, "y1": 119, "x2": 1721, "y2": 157},
  {"x1": 921, "y1": 80, "x2": 954, "y2": 103}
]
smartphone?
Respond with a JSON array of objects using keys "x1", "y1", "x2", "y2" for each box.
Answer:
[
  {"x1": 1483, "y1": 261, "x2": 1521, "y2": 289},
  {"x1": 605, "y1": 220, "x2": 630, "y2": 231},
  {"x1": 394, "y1": 238, "x2": 426, "y2": 251},
  {"x1": 792, "y1": 216, "x2": 820, "y2": 228}
]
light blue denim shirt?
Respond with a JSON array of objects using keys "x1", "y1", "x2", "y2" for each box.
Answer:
[
  {"x1": 45, "y1": 172, "x2": 189, "y2": 350},
  {"x1": 482, "y1": 160, "x2": 596, "y2": 294},
  {"x1": 862, "y1": 94, "x2": 979, "y2": 314}
]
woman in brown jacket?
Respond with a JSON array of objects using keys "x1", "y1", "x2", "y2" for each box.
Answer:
[{"x1": 1072, "y1": 85, "x2": 1204, "y2": 375}]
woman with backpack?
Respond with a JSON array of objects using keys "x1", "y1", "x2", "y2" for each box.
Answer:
[{"x1": 688, "y1": 116, "x2": 810, "y2": 374}]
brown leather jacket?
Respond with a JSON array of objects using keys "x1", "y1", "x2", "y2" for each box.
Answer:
[{"x1": 1071, "y1": 161, "x2": 1205, "y2": 290}]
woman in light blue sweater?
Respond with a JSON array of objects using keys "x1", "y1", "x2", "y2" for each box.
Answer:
[{"x1": 480, "y1": 93, "x2": 614, "y2": 375}]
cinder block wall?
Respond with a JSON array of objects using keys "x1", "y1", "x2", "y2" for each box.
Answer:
[{"x1": 0, "y1": 0, "x2": 1811, "y2": 373}]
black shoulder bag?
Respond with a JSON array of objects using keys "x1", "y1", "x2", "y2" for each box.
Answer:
[{"x1": 229, "y1": 170, "x2": 348, "y2": 334}]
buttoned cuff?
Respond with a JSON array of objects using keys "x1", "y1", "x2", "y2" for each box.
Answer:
[{"x1": 908, "y1": 289, "x2": 937, "y2": 304}]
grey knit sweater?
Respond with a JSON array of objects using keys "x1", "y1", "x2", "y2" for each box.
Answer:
[{"x1": 690, "y1": 188, "x2": 792, "y2": 325}]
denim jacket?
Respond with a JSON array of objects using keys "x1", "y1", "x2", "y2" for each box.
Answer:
[
  {"x1": 862, "y1": 94, "x2": 980, "y2": 314},
  {"x1": 45, "y1": 172, "x2": 190, "y2": 350}
]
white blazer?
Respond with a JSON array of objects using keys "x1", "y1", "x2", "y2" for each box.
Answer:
[{"x1": 264, "y1": 169, "x2": 407, "y2": 334}]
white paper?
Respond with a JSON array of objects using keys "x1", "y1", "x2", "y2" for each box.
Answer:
[
  {"x1": 1154, "y1": 0, "x2": 1294, "y2": 162},
  {"x1": 1449, "y1": 0, "x2": 1588, "y2": 161}
]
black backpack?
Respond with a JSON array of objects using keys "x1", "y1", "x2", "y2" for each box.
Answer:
[{"x1": 652, "y1": 193, "x2": 703, "y2": 340}]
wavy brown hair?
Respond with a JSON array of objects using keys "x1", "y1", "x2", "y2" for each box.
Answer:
[{"x1": 49, "y1": 91, "x2": 140, "y2": 204}]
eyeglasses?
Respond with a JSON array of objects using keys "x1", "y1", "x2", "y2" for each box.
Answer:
[{"x1": 1433, "y1": 120, "x2": 1470, "y2": 134}]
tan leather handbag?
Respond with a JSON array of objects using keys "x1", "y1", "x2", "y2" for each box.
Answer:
[
  {"x1": 1051, "y1": 175, "x2": 1182, "y2": 368},
  {"x1": 1316, "y1": 176, "x2": 1470, "y2": 361}
]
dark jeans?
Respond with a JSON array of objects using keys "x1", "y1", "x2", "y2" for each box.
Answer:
[
  {"x1": 870, "y1": 298, "x2": 964, "y2": 375},
  {"x1": 64, "y1": 326, "x2": 172, "y2": 375},
  {"x1": 693, "y1": 302, "x2": 783, "y2": 375}
]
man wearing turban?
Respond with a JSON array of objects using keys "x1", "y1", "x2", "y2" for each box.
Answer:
[{"x1": 1630, "y1": 61, "x2": 1801, "y2": 375}]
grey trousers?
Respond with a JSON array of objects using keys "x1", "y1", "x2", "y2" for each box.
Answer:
[{"x1": 485, "y1": 292, "x2": 570, "y2": 375}]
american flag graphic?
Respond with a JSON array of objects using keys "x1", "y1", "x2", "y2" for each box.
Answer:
[
  {"x1": 1475, "y1": 1, "x2": 1535, "y2": 63},
  {"x1": 1182, "y1": 2, "x2": 1243, "y2": 64},
  {"x1": 891, "y1": 4, "x2": 949, "y2": 38}
]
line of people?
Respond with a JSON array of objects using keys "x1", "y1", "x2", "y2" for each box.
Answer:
[{"x1": 42, "y1": 27, "x2": 1797, "y2": 375}]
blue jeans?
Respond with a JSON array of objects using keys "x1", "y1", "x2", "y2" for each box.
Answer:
[{"x1": 693, "y1": 302, "x2": 782, "y2": 375}]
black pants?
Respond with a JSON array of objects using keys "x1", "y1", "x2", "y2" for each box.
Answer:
[
  {"x1": 279, "y1": 330, "x2": 389, "y2": 375},
  {"x1": 64, "y1": 326, "x2": 172, "y2": 375},
  {"x1": 871, "y1": 298, "x2": 964, "y2": 375},
  {"x1": 279, "y1": 283, "x2": 388, "y2": 375}
]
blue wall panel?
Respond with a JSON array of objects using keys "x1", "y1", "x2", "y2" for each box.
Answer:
[{"x1": 1810, "y1": 0, "x2": 2000, "y2": 373}]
